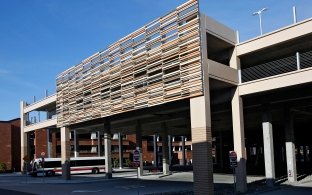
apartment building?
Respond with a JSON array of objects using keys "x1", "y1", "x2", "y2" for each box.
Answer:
[{"x1": 21, "y1": 0, "x2": 312, "y2": 194}]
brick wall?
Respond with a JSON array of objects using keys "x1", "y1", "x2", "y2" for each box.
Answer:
[
  {"x1": 11, "y1": 124, "x2": 21, "y2": 171},
  {"x1": 0, "y1": 118, "x2": 21, "y2": 171},
  {"x1": 0, "y1": 123, "x2": 12, "y2": 170},
  {"x1": 34, "y1": 129, "x2": 48, "y2": 158}
]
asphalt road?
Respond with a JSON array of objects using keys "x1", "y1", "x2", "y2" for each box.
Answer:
[
  {"x1": 0, "y1": 171, "x2": 311, "y2": 195},
  {"x1": 0, "y1": 172, "x2": 193, "y2": 195}
]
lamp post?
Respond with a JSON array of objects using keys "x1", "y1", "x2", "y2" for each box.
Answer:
[{"x1": 252, "y1": 8, "x2": 267, "y2": 35}]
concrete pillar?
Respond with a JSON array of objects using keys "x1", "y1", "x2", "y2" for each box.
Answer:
[
  {"x1": 285, "y1": 110, "x2": 297, "y2": 182},
  {"x1": 135, "y1": 122, "x2": 143, "y2": 176},
  {"x1": 73, "y1": 130, "x2": 79, "y2": 158},
  {"x1": 20, "y1": 101, "x2": 28, "y2": 172},
  {"x1": 161, "y1": 123, "x2": 170, "y2": 175},
  {"x1": 168, "y1": 135, "x2": 172, "y2": 166},
  {"x1": 262, "y1": 107, "x2": 276, "y2": 187},
  {"x1": 153, "y1": 134, "x2": 158, "y2": 167},
  {"x1": 118, "y1": 132, "x2": 123, "y2": 169},
  {"x1": 98, "y1": 131, "x2": 103, "y2": 156},
  {"x1": 61, "y1": 126, "x2": 71, "y2": 180},
  {"x1": 219, "y1": 132, "x2": 224, "y2": 169},
  {"x1": 231, "y1": 87, "x2": 247, "y2": 193},
  {"x1": 104, "y1": 122, "x2": 112, "y2": 178},
  {"x1": 47, "y1": 129, "x2": 52, "y2": 158},
  {"x1": 190, "y1": 96, "x2": 214, "y2": 195},
  {"x1": 181, "y1": 136, "x2": 186, "y2": 166}
]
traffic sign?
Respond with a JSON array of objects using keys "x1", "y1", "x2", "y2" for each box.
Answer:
[
  {"x1": 133, "y1": 149, "x2": 140, "y2": 162},
  {"x1": 41, "y1": 152, "x2": 45, "y2": 157},
  {"x1": 229, "y1": 151, "x2": 238, "y2": 168}
]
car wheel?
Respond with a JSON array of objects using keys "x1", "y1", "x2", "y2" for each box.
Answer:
[
  {"x1": 92, "y1": 168, "x2": 99, "y2": 174},
  {"x1": 47, "y1": 170, "x2": 55, "y2": 176}
]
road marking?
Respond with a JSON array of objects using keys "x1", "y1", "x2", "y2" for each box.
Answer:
[
  {"x1": 115, "y1": 185, "x2": 145, "y2": 190},
  {"x1": 71, "y1": 190, "x2": 102, "y2": 193}
]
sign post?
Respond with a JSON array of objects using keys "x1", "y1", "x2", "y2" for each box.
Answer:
[
  {"x1": 133, "y1": 148, "x2": 141, "y2": 195},
  {"x1": 229, "y1": 151, "x2": 238, "y2": 192}
]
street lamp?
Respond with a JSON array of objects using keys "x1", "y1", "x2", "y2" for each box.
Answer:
[{"x1": 252, "y1": 8, "x2": 268, "y2": 35}]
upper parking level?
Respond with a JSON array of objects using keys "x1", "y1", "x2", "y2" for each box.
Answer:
[
  {"x1": 21, "y1": 94, "x2": 57, "y2": 132},
  {"x1": 23, "y1": 94, "x2": 56, "y2": 114},
  {"x1": 236, "y1": 18, "x2": 312, "y2": 83}
]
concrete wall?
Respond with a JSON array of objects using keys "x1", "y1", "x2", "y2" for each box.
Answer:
[{"x1": 237, "y1": 18, "x2": 312, "y2": 56}]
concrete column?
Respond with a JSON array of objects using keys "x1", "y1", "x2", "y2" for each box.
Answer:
[
  {"x1": 181, "y1": 136, "x2": 186, "y2": 166},
  {"x1": 168, "y1": 135, "x2": 172, "y2": 166},
  {"x1": 135, "y1": 122, "x2": 143, "y2": 176},
  {"x1": 161, "y1": 123, "x2": 170, "y2": 175},
  {"x1": 219, "y1": 132, "x2": 224, "y2": 169},
  {"x1": 20, "y1": 101, "x2": 28, "y2": 172},
  {"x1": 104, "y1": 122, "x2": 112, "y2": 178},
  {"x1": 98, "y1": 131, "x2": 103, "y2": 156},
  {"x1": 118, "y1": 132, "x2": 123, "y2": 169},
  {"x1": 262, "y1": 107, "x2": 275, "y2": 187},
  {"x1": 190, "y1": 96, "x2": 214, "y2": 195},
  {"x1": 61, "y1": 126, "x2": 71, "y2": 180},
  {"x1": 285, "y1": 110, "x2": 297, "y2": 182},
  {"x1": 153, "y1": 134, "x2": 158, "y2": 167},
  {"x1": 47, "y1": 129, "x2": 52, "y2": 158},
  {"x1": 73, "y1": 130, "x2": 79, "y2": 158},
  {"x1": 231, "y1": 87, "x2": 247, "y2": 193}
]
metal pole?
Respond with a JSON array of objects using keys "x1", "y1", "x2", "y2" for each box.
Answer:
[
  {"x1": 259, "y1": 13, "x2": 263, "y2": 35},
  {"x1": 118, "y1": 132, "x2": 123, "y2": 169},
  {"x1": 153, "y1": 135, "x2": 157, "y2": 167},
  {"x1": 236, "y1": 31, "x2": 240, "y2": 44},
  {"x1": 293, "y1": 6, "x2": 297, "y2": 23},
  {"x1": 168, "y1": 135, "x2": 172, "y2": 166},
  {"x1": 296, "y1": 52, "x2": 300, "y2": 70},
  {"x1": 137, "y1": 166, "x2": 140, "y2": 195},
  {"x1": 233, "y1": 168, "x2": 236, "y2": 193}
]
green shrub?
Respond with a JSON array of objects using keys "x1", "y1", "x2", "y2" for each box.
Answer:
[
  {"x1": 125, "y1": 158, "x2": 132, "y2": 167},
  {"x1": 0, "y1": 162, "x2": 7, "y2": 172},
  {"x1": 113, "y1": 158, "x2": 119, "y2": 168}
]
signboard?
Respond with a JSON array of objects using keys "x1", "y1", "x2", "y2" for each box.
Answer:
[
  {"x1": 229, "y1": 151, "x2": 238, "y2": 168},
  {"x1": 133, "y1": 149, "x2": 140, "y2": 167},
  {"x1": 133, "y1": 149, "x2": 140, "y2": 162}
]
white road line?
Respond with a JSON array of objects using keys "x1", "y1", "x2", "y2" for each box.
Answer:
[
  {"x1": 71, "y1": 190, "x2": 102, "y2": 193},
  {"x1": 114, "y1": 185, "x2": 145, "y2": 190}
]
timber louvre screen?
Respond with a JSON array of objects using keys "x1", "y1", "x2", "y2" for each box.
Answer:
[{"x1": 56, "y1": 0, "x2": 203, "y2": 127}]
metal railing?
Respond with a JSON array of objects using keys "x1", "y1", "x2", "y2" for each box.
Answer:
[
  {"x1": 300, "y1": 50, "x2": 312, "y2": 69},
  {"x1": 241, "y1": 50, "x2": 312, "y2": 82}
]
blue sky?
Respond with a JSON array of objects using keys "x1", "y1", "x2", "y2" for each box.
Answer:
[{"x1": 0, "y1": 0, "x2": 312, "y2": 120}]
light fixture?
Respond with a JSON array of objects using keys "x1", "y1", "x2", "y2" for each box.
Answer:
[{"x1": 252, "y1": 8, "x2": 268, "y2": 35}]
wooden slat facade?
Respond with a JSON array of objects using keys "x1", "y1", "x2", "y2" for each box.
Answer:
[{"x1": 56, "y1": 0, "x2": 203, "y2": 127}]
